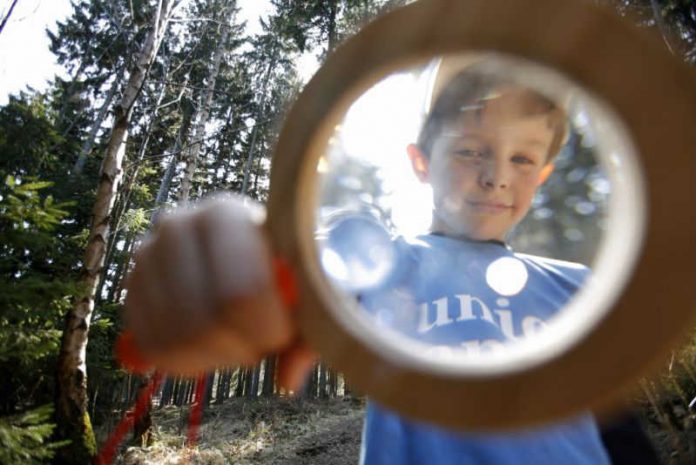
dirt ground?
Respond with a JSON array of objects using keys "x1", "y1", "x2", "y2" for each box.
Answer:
[{"x1": 118, "y1": 397, "x2": 365, "y2": 465}]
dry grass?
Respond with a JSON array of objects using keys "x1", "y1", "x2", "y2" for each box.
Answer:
[{"x1": 116, "y1": 397, "x2": 365, "y2": 465}]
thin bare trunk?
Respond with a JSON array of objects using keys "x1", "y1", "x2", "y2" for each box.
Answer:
[
  {"x1": 327, "y1": 1, "x2": 338, "y2": 53},
  {"x1": 241, "y1": 53, "x2": 276, "y2": 195},
  {"x1": 234, "y1": 368, "x2": 246, "y2": 397},
  {"x1": 179, "y1": 2, "x2": 235, "y2": 203},
  {"x1": 156, "y1": 101, "x2": 194, "y2": 207},
  {"x1": 72, "y1": 68, "x2": 125, "y2": 175},
  {"x1": 319, "y1": 364, "x2": 328, "y2": 398},
  {"x1": 0, "y1": 0, "x2": 20, "y2": 36},
  {"x1": 261, "y1": 356, "x2": 277, "y2": 396},
  {"x1": 54, "y1": 2, "x2": 177, "y2": 463},
  {"x1": 105, "y1": 232, "x2": 135, "y2": 303}
]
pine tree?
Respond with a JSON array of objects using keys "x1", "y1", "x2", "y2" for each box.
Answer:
[{"x1": 179, "y1": 0, "x2": 244, "y2": 203}]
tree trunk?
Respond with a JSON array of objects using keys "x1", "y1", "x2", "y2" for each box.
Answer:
[
  {"x1": 72, "y1": 67, "x2": 125, "y2": 175},
  {"x1": 261, "y1": 356, "x2": 277, "y2": 396},
  {"x1": 343, "y1": 374, "x2": 354, "y2": 398},
  {"x1": 252, "y1": 364, "x2": 261, "y2": 397},
  {"x1": 234, "y1": 368, "x2": 246, "y2": 397},
  {"x1": 224, "y1": 368, "x2": 234, "y2": 401},
  {"x1": 155, "y1": 99, "x2": 194, "y2": 212},
  {"x1": 215, "y1": 369, "x2": 226, "y2": 404},
  {"x1": 104, "y1": 232, "x2": 135, "y2": 303},
  {"x1": 54, "y1": 3, "x2": 177, "y2": 462},
  {"x1": 303, "y1": 364, "x2": 319, "y2": 398},
  {"x1": 132, "y1": 377, "x2": 155, "y2": 447},
  {"x1": 240, "y1": 53, "x2": 276, "y2": 195},
  {"x1": 329, "y1": 368, "x2": 338, "y2": 398},
  {"x1": 178, "y1": 1, "x2": 236, "y2": 203},
  {"x1": 318, "y1": 364, "x2": 328, "y2": 399},
  {"x1": 174, "y1": 377, "x2": 185, "y2": 406},
  {"x1": 245, "y1": 364, "x2": 261, "y2": 398},
  {"x1": 224, "y1": 368, "x2": 236, "y2": 400},
  {"x1": 0, "y1": 0, "x2": 20, "y2": 36},
  {"x1": 204, "y1": 372, "x2": 215, "y2": 406},
  {"x1": 327, "y1": 0, "x2": 339, "y2": 53},
  {"x1": 98, "y1": 71, "x2": 170, "y2": 283},
  {"x1": 160, "y1": 377, "x2": 175, "y2": 407}
]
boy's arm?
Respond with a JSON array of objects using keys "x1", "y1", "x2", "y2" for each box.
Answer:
[{"x1": 123, "y1": 195, "x2": 316, "y2": 390}]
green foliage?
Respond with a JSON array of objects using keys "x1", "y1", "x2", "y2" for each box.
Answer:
[
  {"x1": 270, "y1": 0, "x2": 406, "y2": 57},
  {"x1": 0, "y1": 405, "x2": 69, "y2": 465},
  {"x1": 121, "y1": 208, "x2": 150, "y2": 234},
  {"x1": 0, "y1": 94, "x2": 66, "y2": 179},
  {"x1": 2, "y1": 176, "x2": 72, "y2": 230},
  {"x1": 0, "y1": 176, "x2": 75, "y2": 413}
]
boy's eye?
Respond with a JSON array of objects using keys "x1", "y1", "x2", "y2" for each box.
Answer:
[
  {"x1": 455, "y1": 149, "x2": 485, "y2": 159},
  {"x1": 511, "y1": 154, "x2": 536, "y2": 165}
]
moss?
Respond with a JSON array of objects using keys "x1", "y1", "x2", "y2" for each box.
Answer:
[
  {"x1": 55, "y1": 411, "x2": 97, "y2": 465},
  {"x1": 82, "y1": 411, "x2": 97, "y2": 457}
]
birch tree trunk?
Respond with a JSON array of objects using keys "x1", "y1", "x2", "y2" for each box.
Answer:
[
  {"x1": 178, "y1": 1, "x2": 236, "y2": 203},
  {"x1": 95, "y1": 74, "x2": 170, "y2": 302},
  {"x1": 54, "y1": 2, "x2": 177, "y2": 463}
]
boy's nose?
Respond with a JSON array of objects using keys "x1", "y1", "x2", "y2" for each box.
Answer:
[{"x1": 479, "y1": 160, "x2": 509, "y2": 189}]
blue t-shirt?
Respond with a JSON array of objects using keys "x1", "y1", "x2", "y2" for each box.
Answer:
[{"x1": 323, "y1": 220, "x2": 610, "y2": 465}]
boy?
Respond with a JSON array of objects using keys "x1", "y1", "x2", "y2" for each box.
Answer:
[
  {"x1": 124, "y1": 59, "x2": 611, "y2": 464},
  {"x1": 350, "y1": 61, "x2": 612, "y2": 464}
]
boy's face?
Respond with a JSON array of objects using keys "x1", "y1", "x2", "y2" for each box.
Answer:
[{"x1": 408, "y1": 89, "x2": 556, "y2": 241}]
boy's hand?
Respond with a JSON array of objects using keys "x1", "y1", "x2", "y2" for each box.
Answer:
[{"x1": 123, "y1": 195, "x2": 316, "y2": 391}]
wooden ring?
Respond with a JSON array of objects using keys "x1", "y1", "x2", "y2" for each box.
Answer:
[{"x1": 267, "y1": 0, "x2": 696, "y2": 429}]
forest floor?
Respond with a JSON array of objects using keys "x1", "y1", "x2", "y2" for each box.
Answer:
[
  {"x1": 116, "y1": 396, "x2": 366, "y2": 465},
  {"x1": 111, "y1": 397, "x2": 696, "y2": 465}
]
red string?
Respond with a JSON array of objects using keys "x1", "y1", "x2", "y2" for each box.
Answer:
[
  {"x1": 114, "y1": 331, "x2": 151, "y2": 375},
  {"x1": 94, "y1": 372, "x2": 163, "y2": 465},
  {"x1": 273, "y1": 257, "x2": 298, "y2": 308},
  {"x1": 187, "y1": 373, "x2": 208, "y2": 447},
  {"x1": 99, "y1": 256, "x2": 298, "y2": 463}
]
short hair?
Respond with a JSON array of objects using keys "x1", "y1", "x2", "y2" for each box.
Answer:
[{"x1": 417, "y1": 66, "x2": 568, "y2": 162}]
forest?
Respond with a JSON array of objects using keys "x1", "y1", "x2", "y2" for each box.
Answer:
[{"x1": 0, "y1": 0, "x2": 695, "y2": 464}]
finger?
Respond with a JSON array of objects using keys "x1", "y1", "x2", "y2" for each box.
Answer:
[
  {"x1": 277, "y1": 342, "x2": 320, "y2": 394},
  {"x1": 145, "y1": 325, "x2": 262, "y2": 377},
  {"x1": 124, "y1": 243, "x2": 172, "y2": 354},
  {"x1": 149, "y1": 211, "x2": 214, "y2": 348},
  {"x1": 195, "y1": 197, "x2": 294, "y2": 352},
  {"x1": 176, "y1": 322, "x2": 262, "y2": 370}
]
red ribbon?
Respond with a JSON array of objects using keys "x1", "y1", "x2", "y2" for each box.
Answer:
[
  {"x1": 97, "y1": 257, "x2": 298, "y2": 463},
  {"x1": 93, "y1": 372, "x2": 164, "y2": 465}
]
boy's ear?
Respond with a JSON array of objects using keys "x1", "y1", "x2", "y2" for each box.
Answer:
[
  {"x1": 407, "y1": 144, "x2": 430, "y2": 183},
  {"x1": 537, "y1": 163, "x2": 554, "y2": 186}
]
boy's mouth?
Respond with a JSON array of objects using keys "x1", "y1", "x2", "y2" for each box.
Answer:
[{"x1": 466, "y1": 199, "x2": 512, "y2": 214}]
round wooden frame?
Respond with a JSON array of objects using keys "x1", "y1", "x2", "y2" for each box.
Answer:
[{"x1": 266, "y1": 0, "x2": 696, "y2": 429}]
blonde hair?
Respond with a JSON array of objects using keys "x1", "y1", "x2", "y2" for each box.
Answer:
[{"x1": 417, "y1": 61, "x2": 569, "y2": 162}]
